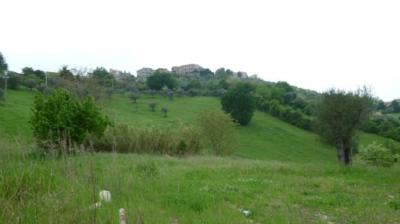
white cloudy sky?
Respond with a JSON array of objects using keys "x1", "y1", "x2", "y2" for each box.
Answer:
[{"x1": 1, "y1": 0, "x2": 399, "y2": 101}]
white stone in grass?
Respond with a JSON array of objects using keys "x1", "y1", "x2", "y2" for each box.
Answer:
[
  {"x1": 242, "y1": 209, "x2": 251, "y2": 217},
  {"x1": 99, "y1": 190, "x2": 112, "y2": 202}
]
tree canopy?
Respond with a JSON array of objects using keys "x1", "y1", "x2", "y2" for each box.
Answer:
[
  {"x1": 221, "y1": 82, "x2": 256, "y2": 126},
  {"x1": 146, "y1": 69, "x2": 177, "y2": 90},
  {"x1": 314, "y1": 88, "x2": 373, "y2": 165}
]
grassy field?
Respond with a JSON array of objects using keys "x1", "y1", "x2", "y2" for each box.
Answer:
[
  {"x1": 1, "y1": 90, "x2": 400, "y2": 223},
  {"x1": 1, "y1": 140, "x2": 399, "y2": 223}
]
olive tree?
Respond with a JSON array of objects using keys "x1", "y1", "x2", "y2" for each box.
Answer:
[{"x1": 314, "y1": 88, "x2": 373, "y2": 165}]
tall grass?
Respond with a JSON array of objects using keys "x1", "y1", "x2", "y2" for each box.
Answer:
[{"x1": 89, "y1": 124, "x2": 202, "y2": 156}]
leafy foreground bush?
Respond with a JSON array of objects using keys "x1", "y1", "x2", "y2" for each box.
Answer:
[
  {"x1": 198, "y1": 109, "x2": 237, "y2": 156},
  {"x1": 359, "y1": 142, "x2": 397, "y2": 167},
  {"x1": 31, "y1": 89, "x2": 110, "y2": 155},
  {"x1": 88, "y1": 124, "x2": 201, "y2": 156}
]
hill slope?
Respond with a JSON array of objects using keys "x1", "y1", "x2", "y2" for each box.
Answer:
[{"x1": 1, "y1": 90, "x2": 398, "y2": 163}]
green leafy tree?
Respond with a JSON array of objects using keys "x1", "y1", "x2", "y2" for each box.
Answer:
[
  {"x1": 0, "y1": 52, "x2": 8, "y2": 74},
  {"x1": 31, "y1": 89, "x2": 110, "y2": 155},
  {"x1": 59, "y1": 65, "x2": 74, "y2": 80},
  {"x1": 91, "y1": 67, "x2": 114, "y2": 87},
  {"x1": 146, "y1": 69, "x2": 177, "y2": 90},
  {"x1": 22, "y1": 67, "x2": 34, "y2": 76},
  {"x1": 390, "y1": 100, "x2": 400, "y2": 113},
  {"x1": 221, "y1": 83, "x2": 256, "y2": 125},
  {"x1": 198, "y1": 109, "x2": 237, "y2": 156},
  {"x1": 314, "y1": 88, "x2": 373, "y2": 165}
]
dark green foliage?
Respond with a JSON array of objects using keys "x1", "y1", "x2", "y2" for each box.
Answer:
[
  {"x1": 90, "y1": 67, "x2": 114, "y2": 87},
  {"x1": 59, "y1": 65, "x2": 74, "y2": 80},
  {"x1": 149, "y1": 102, "x2": 157, "y2": 112},
  {"x1": 161, "y1": 107, "x2": 168, "y2": 117},
  {"x1": 146, "y1": 70, "x2": 177, "y2": 90},
  {"x1": 361, "y1": 115, "x2": 400, "y2": 142},
  {"x1": 31, "y1": 89, "x2": 110, "y2": 154},
  {"x1": 22, "y1": 67, "x2": 34, "y2": 76},
  {"x1": 390, "y1": 100, "x2": 400, "y2": 113},
  {"x1": 199, "y1": 68, "x2": 214, "y2": 79},
  {"x1": 5, "y1": 72, "x2": 21, "y2": 90},
  {"x1": 0, "y1": 52, "x2": 8, "y2": 74},
  {"x1": 176, "y1": 140, "x2": 188, "y2": 156},
  {"x1": 33, "y1": 70, "x2": 46, "y2": 80},
  {"x1": 221, "y1": 83, "x2": 256, "y2": 125},
  {"x1": 218, "y1": 79, "x2": 229, "y2": 90},
  {"x1": 314, "y1": 88, "x2": 373, "y2": 165},
  {"x1": 256, "y1": 98, "x2": 312, "y2": 130},
  {"x1": 215, "y1": 68, "x2": 234, "y2": 79}
]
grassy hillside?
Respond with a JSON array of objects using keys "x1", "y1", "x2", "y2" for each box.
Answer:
[
  {"x1": 1, "y1": 90, "x2": 400, "y2": 223},
  {"x1": 1, "y1": 90, "x2": 399, "y2": 163}
]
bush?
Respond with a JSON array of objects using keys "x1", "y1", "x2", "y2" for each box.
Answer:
[
  {"x1": 221, "y1": 83, "x2": 256, "y2": 125},
  {"x1": 198, "y1": 109, "x2": 237, "y2": 156},
  {"x1": 359, "y1": 142, "x2": 396, "y2": 167},
  {"x1": 31, "y1": 89, "x2": 110, "y2": 155},
  {"x1": 89, "y1": 124, "x2": 201, "y2": 156},
  {"x1": 149, "y1": 102, "x2": 157, "y2": 112}
]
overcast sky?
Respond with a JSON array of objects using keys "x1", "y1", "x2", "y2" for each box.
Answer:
[{"x1": 1, "y1": 0, "x2": 399, "y2": 101}]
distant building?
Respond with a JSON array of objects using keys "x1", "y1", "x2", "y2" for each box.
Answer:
[
  {"x1": 136, "y1": 67, "x2": 154, "y2": 81},
  {"x1": 171, "y1": 64, "x2": 203, "y2": 75}
]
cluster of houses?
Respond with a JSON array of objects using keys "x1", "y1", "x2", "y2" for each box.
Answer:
[{"x1": 135, "y1": 64, "x2": 251, "y2": 81}]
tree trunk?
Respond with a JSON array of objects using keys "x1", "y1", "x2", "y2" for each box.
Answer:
[{"x1": 337, "y1": 139, "x2": 352, "y2": 165}]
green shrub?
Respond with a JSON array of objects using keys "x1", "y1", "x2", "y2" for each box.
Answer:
[
  {"x1": 89, "y1": 124, "x2": 201, "y2": 156},
  {"x1": 149, "y1": 102, "x2": 157, "y2": 112},
  {"x1": 31, "y1": 89, "x2": 110, "y2": 155},
  {"x1": 198, "y1": 109, "x2": 237, "y2": 156},
  {"x1": 359, "y1": 142, "x2": 396, "y2": 167}
]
